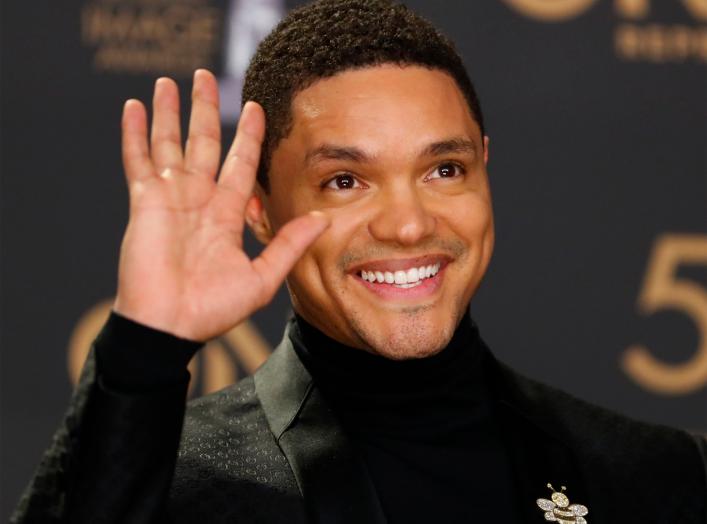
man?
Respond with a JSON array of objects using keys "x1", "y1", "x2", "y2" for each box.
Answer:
[{"x1": 12, "y1": 0, "x2": 706, "y2": 522}]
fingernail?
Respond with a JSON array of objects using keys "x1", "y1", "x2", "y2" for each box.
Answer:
[
  {"x1": 155, "y1": 78, "x2": 174, "y2": 91},
  {"x1": 194, "y1": 69, "x2": 212, "y2": 83}
]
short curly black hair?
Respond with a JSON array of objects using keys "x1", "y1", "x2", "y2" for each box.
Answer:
[{"x1": 242, "y1": 0, "x2": 485, "y2": 191}]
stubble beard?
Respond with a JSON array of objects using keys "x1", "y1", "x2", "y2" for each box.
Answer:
[
  {"x1": 345, "y1": 302, "x2": 461, "y2": 361},
  {"x1": 335, "y1": 238, "x2": 470, "y2": 360}
]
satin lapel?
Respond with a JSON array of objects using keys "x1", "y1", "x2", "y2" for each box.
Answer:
[
  {"x1": 254, "y1": 329, "x2": 387, "y2": 524},
  {"x1": 485, "y1": 349, "x2": 608, "y2": 523}
]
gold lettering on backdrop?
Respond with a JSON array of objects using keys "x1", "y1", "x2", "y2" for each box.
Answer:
[
  {"x1": 616, "y1": 0, "x2": 651, "y2": 18},
  {"x1": 80, "y1": 0, "x2": 222, "y2": 76},
  {"x1": 613, "y1": 0, "x2": 707, "y2": 61},
  {"x1": 67, "y1": 299, "x2": 114, "y2": 386},
  {"x1": 67, "y1": 300, "x2": 272, "y2": 395},
  {"x1": 503, "y1": 0, "x2": 706, "y2": 62},
  {"x1": 683, "y1": 0, "x2": 707, "y2": 20},
  {"x1": 614, "y1": 0, "x2": 707, "y2": 62},
  {"x1": 502, "y1": 0, "x2": 599, "y2": 21},
  {"x1": 617, "y1": 0, "x2": 707, "y2": 20},
  {"x1": 622, "y1": 234, "x2": 707, "y2": 394},
  {"x1": 615, "y1": 24, "x2": 707, "y2": 61}
]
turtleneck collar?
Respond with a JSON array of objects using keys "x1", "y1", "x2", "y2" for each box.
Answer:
[{"x1": 289, "y1": 311, "x2": 491, "y2": 439}]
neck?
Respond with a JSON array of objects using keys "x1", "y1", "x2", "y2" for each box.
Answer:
[{"x1": 289, "y1": 312, "x2": 491, "y2": 435}]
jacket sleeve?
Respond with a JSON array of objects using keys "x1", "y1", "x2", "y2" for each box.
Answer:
[{"x1": 11, "y1": 313, "x2": 201, "y2": 524}]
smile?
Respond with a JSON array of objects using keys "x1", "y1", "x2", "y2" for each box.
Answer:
[
  {"x1": 350, "y1": 256, "x2": 449, "y2": 301},
  {"x1": 359, "y1": 263, "x2": 440, "y2": 288}
]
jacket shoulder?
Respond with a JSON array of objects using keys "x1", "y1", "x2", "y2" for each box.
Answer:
[
  {"x1": 503, "y1": 366, "x2": 706, "y2": 519},
  {"x1": 510, "y1": 368, "x2": 705, "y2": 465},
  {"x1": 185, "y1": 375, "x2": 261, "y2": 422},
  {"x1": 179, "y1": 376, "x2": 283, "y2": 464},
  {"x1": 170, "y1": 377, "x2": 306, "y2": 522}
]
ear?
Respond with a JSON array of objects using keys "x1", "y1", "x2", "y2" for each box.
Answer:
[
  {"x1": 245, "y1": 193, "x2": 273, "y2": 244},
  {"x1": 483, "y1": 136, "x2": 490, "y2": 166}
]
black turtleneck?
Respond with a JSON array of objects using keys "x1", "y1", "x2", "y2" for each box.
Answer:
[
  {"x1": 290, "y1": 314, "x2": 522, "y2": 523},
  {"x1": 95, "y1": 311, "x2": 523, "y2": 522}
]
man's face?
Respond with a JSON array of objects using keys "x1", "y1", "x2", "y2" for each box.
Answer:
[{"x1": 262, "y1": 65, "x2": 494, "y2": 359}]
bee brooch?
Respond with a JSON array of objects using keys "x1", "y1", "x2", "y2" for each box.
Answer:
[{"x1": 536, "y1": 483, "x2": 589, "y2": 523}]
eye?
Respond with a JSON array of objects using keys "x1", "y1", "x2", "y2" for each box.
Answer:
[
  {"x1": 427, "y1": 162, "x2": 465, "y2": 180},
  {"x1": 323, "y1": 173, "x2": 363, "y2": 190}
]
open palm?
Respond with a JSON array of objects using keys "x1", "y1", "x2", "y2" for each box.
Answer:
[{"x1": 114, "y1": 70, "x2": 328, "y2": 341}]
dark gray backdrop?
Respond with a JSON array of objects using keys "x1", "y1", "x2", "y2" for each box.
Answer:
[{"x1": 2, "y1": 0, "x2": 705, "y2": 519}]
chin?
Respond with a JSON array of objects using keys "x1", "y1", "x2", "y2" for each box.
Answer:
[{"x1": 347, "y1": 307, "x2": 458, "y2": 361}]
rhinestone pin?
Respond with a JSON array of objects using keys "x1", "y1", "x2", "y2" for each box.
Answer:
[{"x1": 536, "y1": 483, "x2": 589, "y2": 523}]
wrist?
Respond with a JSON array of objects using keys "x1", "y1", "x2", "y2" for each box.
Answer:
[{"x1": 113, "y1": 296, "x2": 192, "y2": 340}]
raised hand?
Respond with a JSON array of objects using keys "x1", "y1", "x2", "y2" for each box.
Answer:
[{"x1": 113, "y1": 70, "x2": 329, "y2": 341}]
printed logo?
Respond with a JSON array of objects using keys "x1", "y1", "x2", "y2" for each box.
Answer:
[{"x1": 81, "y1": 0, "x2": 224, "y2": 76}]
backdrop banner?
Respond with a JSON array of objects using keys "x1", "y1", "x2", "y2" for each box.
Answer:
[{"x1": 1, "y1": 0, "x2": 705, "y2": 518}]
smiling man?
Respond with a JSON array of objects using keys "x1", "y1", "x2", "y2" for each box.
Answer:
[
  {"x1": 262, "y1": 64, "x2": 493, "y2": 360},
  {"x1": 13, "y1": 1, "x2": 706, "y2": 523}
]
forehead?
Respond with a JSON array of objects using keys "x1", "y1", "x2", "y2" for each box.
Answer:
[{"x1": 287, "y1": 65, "x2": 480, "y2": 154}]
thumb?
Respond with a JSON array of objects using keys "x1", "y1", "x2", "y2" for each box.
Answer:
[{"x1": 251, "y1": 211, "x2": 330, "y2": 300}]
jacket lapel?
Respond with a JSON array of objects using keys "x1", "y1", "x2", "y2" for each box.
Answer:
[{"x1": 254, "y1": 327, "x2": 387, "y2": 524}]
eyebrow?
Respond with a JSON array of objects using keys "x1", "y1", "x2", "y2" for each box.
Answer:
[
  {"x1": 304, "y1": 145, "x2": 373, "y2": 167},
  {"x1": 304, "y1": 137, "x2": 477, "y2": 167},
  {"x1": 421, "y1": 137, "x2": 477, "y2": 157}
]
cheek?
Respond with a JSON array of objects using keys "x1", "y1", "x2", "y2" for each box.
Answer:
[
  {"x1": 289, "y1": 206, "x2": 368, "y2": 293},
  {"x1": 437, "y1": 191, "x2": 494, "y2": 246},
  {"x1": 309, "y1": 205, "x2": 371, "y2": 275},
  {"x1": 285, "y1": 207, "x2": 371, "y2": 326}
]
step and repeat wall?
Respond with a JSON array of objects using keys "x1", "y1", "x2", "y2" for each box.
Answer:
[{"x1": 1, "y1": 0, "x2": 705, "y2": 517}]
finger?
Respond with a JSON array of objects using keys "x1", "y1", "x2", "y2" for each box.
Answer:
[
  {"x1": 217, "y1": 101, "x2": 265, "y2": 209},
  {"x1": 184, "y1": 69, "x2": 221, "y2": 177},
  {"x1": 121, "y1": 99, "x2": 153, "y2": 183},
  {"x1": 150, "y1": 77, "x2": 183, "y2": 173},
  {"x1": 251, "y1": 211, "x2": 330, "y2": 301}
]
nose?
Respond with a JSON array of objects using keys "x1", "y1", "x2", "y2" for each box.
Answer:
[{"x1": 368, "y1": 183, "x2": 436, "y2": 246}]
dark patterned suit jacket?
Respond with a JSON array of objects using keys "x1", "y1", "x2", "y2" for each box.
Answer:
[{"x1": 12, "y1": 321, "x2": 707, "y2": 523}]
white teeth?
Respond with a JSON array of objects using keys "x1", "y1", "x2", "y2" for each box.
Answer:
[
  {"x1": 406, "y1": 267, "x2": 419, "y2": 283},
  {"x1": 360, "y1": 263, "x2": 441, "y2": 284}
]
